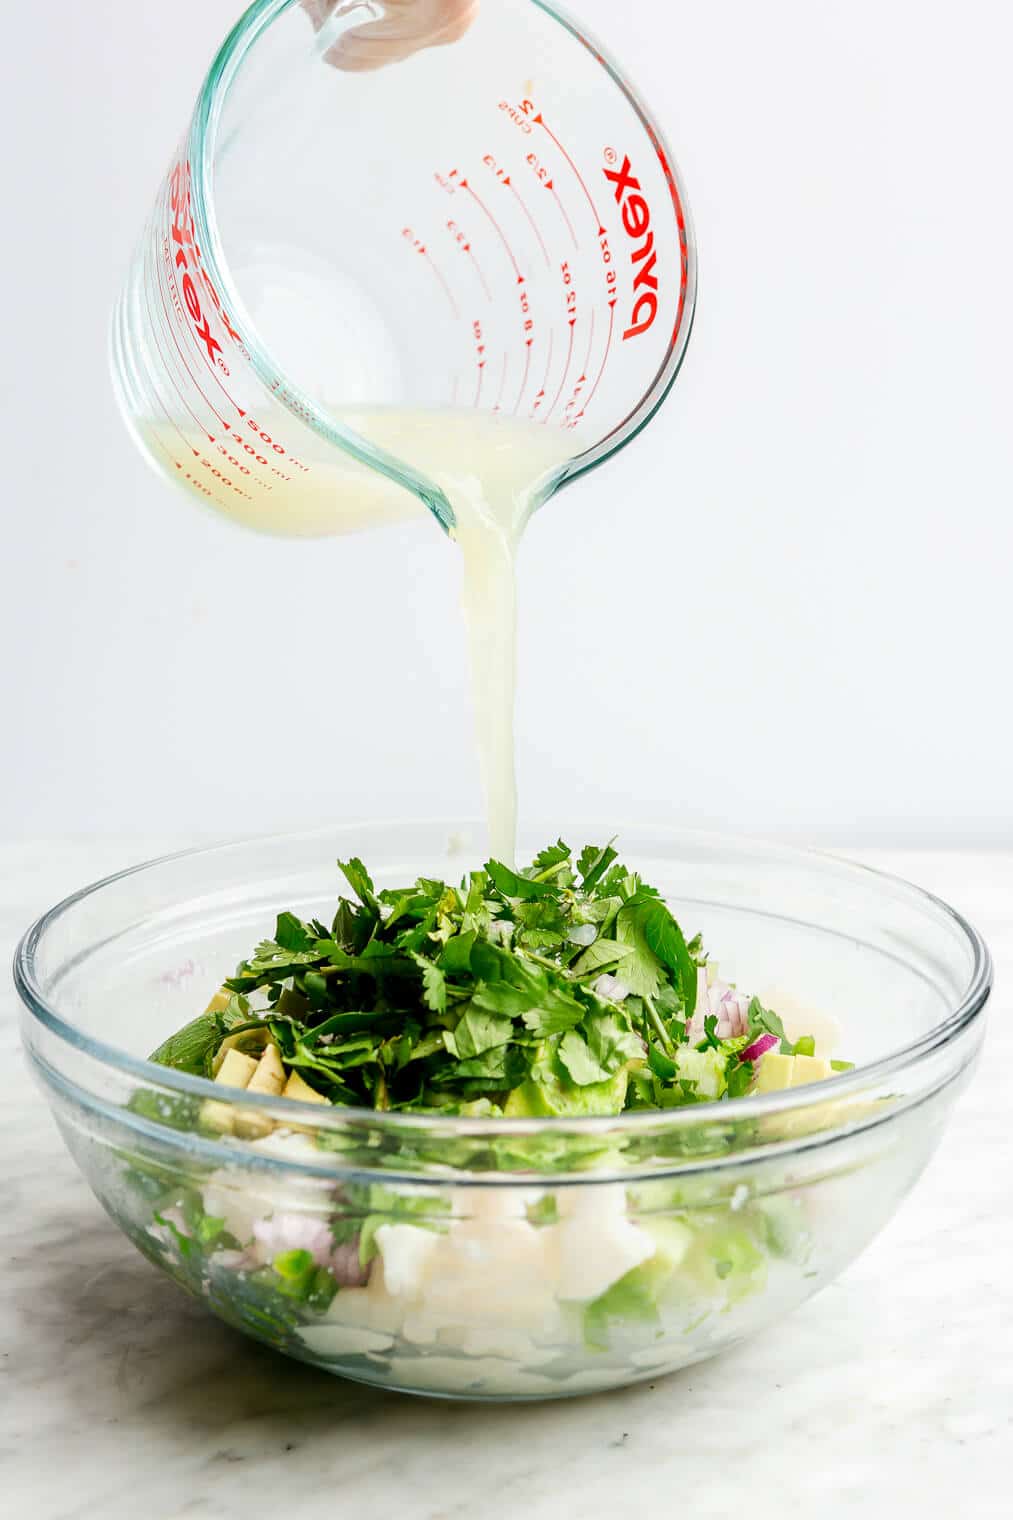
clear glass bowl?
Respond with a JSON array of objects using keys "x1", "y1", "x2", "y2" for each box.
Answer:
[{"x1": 15, "y1": 823, "x2": 990, "y2": 1401}]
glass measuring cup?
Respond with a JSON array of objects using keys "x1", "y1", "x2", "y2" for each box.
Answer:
[{"x1": 111, "y1": 0, "x2": 697, "y2": 535}]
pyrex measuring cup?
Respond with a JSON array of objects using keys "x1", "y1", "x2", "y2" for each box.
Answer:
[{"x1": 111, "y1": 0, "x2": 697, "y2": 535}]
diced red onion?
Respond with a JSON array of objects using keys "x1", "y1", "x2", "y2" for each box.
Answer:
[
  {"x1": 331, "y1": 1240, "x2": 370, "y2": 1288},
  {"x1": 740, "y1": 1033, "x2": 780, "y2": 1064}
]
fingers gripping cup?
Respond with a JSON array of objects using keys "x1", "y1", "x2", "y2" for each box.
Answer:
[{"x1": 111, "y1": 0, "x2": 697, "y2": 537}]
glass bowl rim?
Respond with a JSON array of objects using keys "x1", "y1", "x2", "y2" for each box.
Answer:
[{"x1": 13, "y1": 819, "x2": 993, "y2": 1162}]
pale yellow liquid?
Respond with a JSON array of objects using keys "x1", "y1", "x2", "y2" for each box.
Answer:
[{"x1": 147, "y1": 409, "x2": 573, "y2": 862}]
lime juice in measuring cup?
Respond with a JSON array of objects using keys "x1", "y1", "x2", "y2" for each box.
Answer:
[{"x1": 110, "y1": 0, "x2": 697, "y2": 855}]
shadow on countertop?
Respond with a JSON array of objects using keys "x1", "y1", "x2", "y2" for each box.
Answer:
[{"x1": 7, "y1": 1167, "x2": 685, "y2": 1455}]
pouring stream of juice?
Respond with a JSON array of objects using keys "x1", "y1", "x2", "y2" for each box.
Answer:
[
  {"x1": 146, "y1": 409, "x2": 573, "y2": 862},
  {"x1": 349, "y1": 412, "x2": 573, "y2": 864}
]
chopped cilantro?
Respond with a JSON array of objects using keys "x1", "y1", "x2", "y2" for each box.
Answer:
[{"x1": 148, "y1": 840, "x2": 827, "y2": 1117}]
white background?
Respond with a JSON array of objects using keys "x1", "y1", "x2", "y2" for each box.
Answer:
[{"x1": 3, "y1": 0, "x2": 1011, "y2": 847}]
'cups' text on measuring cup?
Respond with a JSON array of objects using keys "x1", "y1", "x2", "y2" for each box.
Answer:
[{"x1": 111, "y1": 0, "x2": 697, "y2": 536}]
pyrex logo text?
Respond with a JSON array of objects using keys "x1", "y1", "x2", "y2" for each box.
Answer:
[
  {"x1": 604, "y1": 154, "x2": 660, "y2": 341},
  {"x1": 169, "y1": 162, "x2": 226, "y2": 367}
]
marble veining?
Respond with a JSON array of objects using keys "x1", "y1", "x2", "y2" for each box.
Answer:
[{"x1": 1, "y1": 842, "x2": 1010, "y2": 1518}]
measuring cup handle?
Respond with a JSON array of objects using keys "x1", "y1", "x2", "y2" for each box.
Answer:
[{"x1": 303, "y1": 0, "x2": 479, "y2": 72}]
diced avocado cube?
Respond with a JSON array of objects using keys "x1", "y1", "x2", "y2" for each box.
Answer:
[
  {"x1": 215, "y1": 1048, "x2": 259, "y2": 1090},
  {"x1": 283, "y1": 1069, "x2": 329, "y2": 1106},
  {"x1": 753, "y1": 1052, "x2": 796, "y2": 1094},
  {"x1": 788, "y1": 1054, "x2": 833, "y2": 1088},
  {"x1": 211, "y1": 1027, "x2": 271, "y2": 1078},
  {"x1": 247, "y1": 1043, "x2": 286, "y2": 1097},
  {"x1": 204, "y1": 988, "x2": 233, "y2": 1015},
  {"x1": 199, "y1": 1099, "x2": 236, "y2": 1136},
  {"x1": 233, "y1": 1108, "x2": 275, "y2": 1141}
]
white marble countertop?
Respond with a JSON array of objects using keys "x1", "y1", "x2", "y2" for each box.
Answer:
[{"x1": 2, "y1": 841, "x2": 1010, "y2": 1519}]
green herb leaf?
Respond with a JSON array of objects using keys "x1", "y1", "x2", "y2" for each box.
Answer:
[
  {"x1": 648, "y1": 1044, "x2": 677, "y2": 1081},
  {"x1": 275, "y1": 912, "x2": 313, "y2": 953},
  {"x1": 337, "y1": 857, "x2": 378, "y2": 909},
  {"x1": 696, "y1": 1015, "x2": 721, "y2": 1051},
  {"x1": 520, "y1": 992, "x2": 587, "y2": 1038},
  {"x1": 414, "y1": 956, "x2": 447, "y2": 1014},
  {"x1": 148, "y1": 1012, "x2": 225, "y2": 1077},
  {"x1": 621, "y1": 894, "x2": 698, "y2": 1015},
  {"x1": 533, "y1": 840, "x2": 571, "y2": 872},
  {"x1": 571, "y1": 938, "x2": 635, "y2": 979},
  {"x1": 557, "y1": 1029, "x2": 612, "y2": 1086},
  {"x1": 577, "y1": 841, "x2": 619, "y2": 893},
  {"x1": 485, "y1": 860, "x2": 557, "y2": 901},
  {"x1": 584, "y1": 1011, "x2": 643, "y2": 1075},
  {"x1": 614, "y1": 906, "x2": 664, "y2": 999},
  {"x1": 438, "y1": 930, "x2": 477, "y2": 973},
  {"x1": 725, "y1": 1058, "x2": 754, "y2": 1099},
  {"x1": 746, "y1": 997, "x2": 795, "y2": 1055},
  {"x1": 446, "y1": 1006, "x2": 515, "y2": 1060}
]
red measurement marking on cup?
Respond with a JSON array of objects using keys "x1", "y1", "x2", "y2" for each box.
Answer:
[
  {"x1": 174, "y1": 456, "x2": 240, "y2": 511},
  {"x1": 542, "y1": 261, "x2": 580, "y2": 423},
  {"x1": 472, "y1": 318, "x2": 487, "y2": 407},
  {"x1": 443, "y1": 220, "x2": 492, "y2": 301},
  {"x1": 545, "y1": 320, "x2": 576, "y2": 423},
  {"x1": 402, "y1": 228, "x2": 461, "y2": 317},
  {"x1": 190, "y1": 450, "x2": 254, "y2": 500},
  {"x1": 526, "y1": 153, "x2": 579, "y2": 250},
  {"x1": 174, "y1": 466, "x2": 217, "y2": 503},
  {"x1": 513, "y1": 338, "x2": 534, "y2": 417},
  {"x1": 530, "y1": 329, "x2": 554, "y2": 419},
  {"x1": 498, "y1": 100, "x2": 536, "y2": 134},
  {"x1": 518, "y1": 282, "x2": 534, "y2": 339},
  {"x1": 455, "y1": 175, "x2": 524, "y2": 284},
  {"x1": 563, "y1": 309, "x2": 597, "y2": 424},
  {"x1": 240, "y1": 416, "x2": 308, "y2": 473},
  {"x1": 140, "y1": 270, "x2": 220, "y2": 445},
  {"x1": 211, "y1": 438, "x2": 272, "y2": 488},
  {"x1": 560, "y1": 259, "x2": 579, "y2": 323},
  {"x1": 161, "y1": 239, "x2": 245, "y2": 416},
  {"x1": 145, "y1": 407, "x2": 232, "y2": 513},
  {"x1": 579, "y1": 298, "x2": 617, "y2": 419},
  {"x1": 155, "y1": 396, "x2": 252, "y2": 507},
  {"x1": 533, "y1": 112, "x2": 605, "y2": 236},
  {"x1": 154, "y1": 250, "x2": 230, "y2": 431},
  {"x1": 598, "y1": 227, "x2": 619, "y2": 306},
  {"x1": 482, "y1": 154, "x2": 550, "y2": 269},
  {"x1": 226, "y1": 431, "x2": 281, "y2": 485}
]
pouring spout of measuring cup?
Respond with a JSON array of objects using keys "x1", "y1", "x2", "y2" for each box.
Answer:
[{"x1": 303, "y1": 0, "x2": 480, "y2": 71}]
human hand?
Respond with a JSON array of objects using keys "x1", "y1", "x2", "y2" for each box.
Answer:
[{"x1": 303, "y1": 0, "x2": 479, "y2": 72}]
